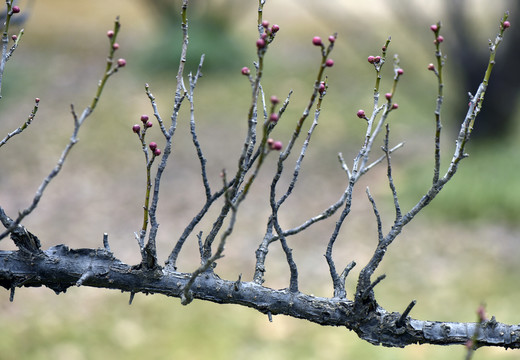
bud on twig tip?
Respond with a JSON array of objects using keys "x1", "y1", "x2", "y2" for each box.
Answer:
[
  {"x1": 312, "y1": 36, "x2": 323, "y2": 46},
  {"x1": 132, "y1": 124, "x2": 141, "y2": 133},
  {"x1": 357, "y1": 109, "x2": 366, "y2": 119},
  {"x1": 117, "y1": 58, "x2": 126, "y2": 67}
]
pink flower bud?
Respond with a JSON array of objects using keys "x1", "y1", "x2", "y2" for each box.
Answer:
[
  {"x1": 261, "y1": 33, "x2": 268, "y2": 40},
  {"x1": 356, "y1": 109, "x2": 366, "y2": 119},
  {"x1": 374, "y1": 56, "x2": 381, "y2": 63},
  {"x1": 267, "y1": 138, "x2": 274, "y2": 147},
  {"x1": 318, "y1": 82, "x2": 326, "y2": 93},
  {"x1": 367, "y1": 56, "x2": 376, "y2": 64},
  {"x1": 149, "y1": 142, "x2": 158, "y2": 151},
  {"x1": 430, "y1": 24, "x2": 439, "y2": 32},
  {"x1": 503, "y1": 21, "x2": 511, "y2": 29},
  {"x1": 112, "y1": 43, "x2": 119, "y2": 50},
  {"x1": 328, "y1": 35, "x2": 336, "y2": 43},
  {"x1": 436, "y1": 35, "x2": 444, "y2": 43},
  {"x1": 271, "y1": 24, "x2": 280, "y2": 33},
  {"x1": 256, "y1": 38, "x2": 266, "y2": 49},
  {"x1": 261, "y1": 20, "x2": 269, "y2": 28},
  {"x1": 269, "y1": 113, "x2": 279, "y2": 122},
  {"x1": 11, "y1": 35, "x2": 17, "y2": 41},
  {"x1": 132, "y1": 124, "x2": 141, "y2": 133},
  {"x1": 428, "y1": 63, "x2": 435, "y2": 71},
  {"x1": 107, "y1": 30, "x2": 114, "y2": 38},
  {"x1": 270, "y1": 95, "x2": 279, "y2": 105},
  {"x1": 241, "y1": 67, "x2": 250, "y2": 75},
  {"x1": 271, "y1": 141, "x2": 283, "y2": 151},
  {"x1": 145, "y1": 121, "x2": 153, "y2": 128},
  {"x1": 35, "y1": 98, "x2": 40, "y2": 103},
  {"x1": 325, "y1": 59, "x2": 334, "y2": 67},
  {"x1": 385, "y1": 93, "x2": 392, "y2": 100},
  {"x1": 117, "y1": 58, "x2": 126, "y2": 67},
  {"x1": 153, "y1": 148, "x2": 162, "y2": 156},
  {"x1": 312, "y1": 36, "x2": 323, "y2": 46},
  {"x1": 392, "y1": 103, "x2": 399, "y2": 110},
  {"x1": 12, "y1": 6, "x2": 20, "y2": 13},
  {"x1": 397, "y1": 68, "x2": 404, "y2": 75},
  {"x1": 140, "y1": 115, "x2": 149, "y2": 123}
]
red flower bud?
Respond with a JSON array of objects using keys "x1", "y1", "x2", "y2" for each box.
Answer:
[
  {"x1": 385, "y1": 93, "x2": 392, "y2": 100},
  {"x1": 312, "y1": 36, "x2": 323, "y2": 46},
  {"x1": 112, "y1": 43, "x2": 119, "y2": 50},
  {"x1": 367, "y1": 56, "x2": 376, "y2": 64},
  {"x1": 392, "y1": 103, "x2": 399, "y2": 110},
  {"x1": 117, "y1": 58, "x2": 126, "y2": 67},
  {"x1": 12, "y1": 6, "x2": 20, "y2": 13},
  {"x1": 397, "y1": 68, "x2": 404, "y2": 76},
  {"x1": 153, "y1": 148, "x2": 162, "y2": 156},
  {"x1": 318, "y1": 82, "x2": 326, "y2": 93},
  {"x1": 11, "y1": 35, "x2": 17, "y2": 41},
  {"x1": 356, "y1": 109, "x2": 366, "y2": 119},
  {"x1": 261, "y1": 20, "x2": 269, "y2": 28},
  {"x1": 271, "y1": 141, "x2": 283, "y2": 151},
  {"x1": 140, "y1": 115, "x2": 149, "y2": 123},
  {"x1": 374, "y1": 56, "x2": 381, "y2": 63},
  {"x1": 241, "y1": 67, "x2": 250, "y2": 75},
  {"x1": 325, "y1": 59, "x2": 334, "y2": 67},
  {"x1": 270, "y1": 95, "x2": 279, "y2": 105},
  {"x1": 428, "y1": 63, "x2": 435, "y2": 71},
  {"x1": 35, "y1": 98, "x2": 40, "y2": 103},
  {"x1": 436, "y1": 35, "x2": 444, "y2": 43},
  {"x1": 269, "y1": 113, "x2": 279, "y2": 122},
  {"x1": 430, "y1": 24, "x2": 439, "y2": 32},
  {"x1": 145, "y1": 121, "x2": 153, "y2": 128},
  {"x1": 328, "y1": 35, "x2": 336, "y2": 43},
  {"x1": 132, "y1": 124, "x2": 141, "y2": 133},
  {"x1": 271, "y1": 24, "x2": 280, "y2": 32},
  {"x1": 107, "y1": 30, "x2": 114, "y2": 38},
  {"x1": 503, "y1": 21, "x2": 511, "y2": 29},
  {"x1": 149, "y1": 142, "x2": 158, "y2": 151}
]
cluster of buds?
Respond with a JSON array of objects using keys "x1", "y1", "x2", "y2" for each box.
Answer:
[
  {"x1": 107, "y1": 29, "x2": 126, "y2": 68},
  {"x1": 367, "y1": 55, "x2": 381, "y2": 64},
  {"x1": 132, "y1": 115, "x2": 161, "y2": 156},
  {"x1": 430, "y1": 23, "x2": 444, "y2": 45},
  {"x1": 312, "y1": 35, "x2": 335, "y2": 67},
  {"x1": 267, "y1": 138, "x2": 283, "y2": 151},
  {"x1": 256, "y1": 20, "x2": 280, "y2": 51},
  {"x1": 269, "y1": 95, "x2": 280, "y2": 122}
]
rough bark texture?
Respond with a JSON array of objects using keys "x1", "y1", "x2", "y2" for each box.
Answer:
[{"x1": 2, "y1": 244, "x2": 519, "y2": 349}]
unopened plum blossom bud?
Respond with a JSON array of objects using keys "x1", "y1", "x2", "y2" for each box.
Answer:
[
  {"x1": 328, "y1": 35, "x2": 336, "y2": 43},
  {"x1": 132, "y1": 124, "x2": 141, "y2": 133},
  {"x1": 140, "y1": 115, "x2": 149, "y2": 123},
  {"x1": 35, "y1": 98, "x2": 40, "y2": 103},
  {"x1": 312, "y1": 36, "x2": 323, "y2": 46},
  {"x1": 117, "y1": 58, "x2": 126, "y2": 67},
  {"x1": 428, "y1": 63, "x2": 435, "y2": 71},
  {"x1": 374, "y1": 56, "x2": 381, "y2": 63},
  {"x1": 503, "y1": 21, "x2": 511, "y2": 29},
  {"x1": 107, "y1": 30, "x2": 114, "y2": 38},
  {"x1": 397, "y1": 68, "x2": 404, "y2": 76},
  {"x1": 267, "y1": 138, "x2": 274, "y2": 147},
  {"x1": 385, "y1": 93, "x2": 392, "y2": 100},
  {"x1": 149, "y1": 142, "x2": 158, "y2": 151},
  {"x1": 271, "y1": 141, "x2": 283, "y2": 151},
  {"x1": 261, "y1": 20, "x2": 269, "y2": 28},
  {"x1": 392, "y1": 103, "x2": 399, "y2": 110},
  {"x1": 430, "y1": 24, "x2": 439, "y2": 32},
  {"x1": 11, "y1": 35, "x2": 17, "y2": 41},
  {"x1": 145, "y1": 121, "x2": 153, "y2": 128},
  {"x1": 356, "y1": 109, "x2": 366, "y2": 119},
  {"x1": 271, "y1": 24, "x2": 280, "y2": 33},
  {"x1": 112, "y1": 43, "x2": 119, "y2": 50},
  {"x1": 325, "y1": 59, "x2": 334, "y2": 67},
  {"x1": 241, "y1": 67, "x2": 250, "y2": 75},
  {"x1": 270, "y1": 95, "x2": 279, "y2": 105},
  {"x1": 256, "y1": 38, "x2": 266, "y2": 49},
  {"x1": 269, "y1": 113, "x2": 279, "y2": 122},
  {"x1": 367, "y1": 56, "x2": 376, "y2": 64},
  {"x1": 318, "y1": 82, "x2": 326, "y2": 93},
  {"x1": 12, "y1": 6, "x2": 20, "y2": 13},
  {"x1": 435, "y1": 35, "x2": 444, "y2": 44},
  {"x1": 153, "y1": 148, "x2": 162, "y2": 156}
]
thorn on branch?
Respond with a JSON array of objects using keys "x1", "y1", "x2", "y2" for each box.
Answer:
[
  {"x1": 76, "y1": 269, "x2": 94, "y2": 287},
  {"x1": 102, "y1": 233, "x2": 111, "y2": 252},
  {"x1": 9, "y1": 286, "x2": 15, "y2": 302},
  {"x1": 234, "y1": 274, "x2": 242, "y2": 291},
  {"x1": 267, "y1": 311, "x2": 273, "y2": 322},
  {"x1": 361, "y1": 274, "x2": 386, "y2": 301},
  {"x1": 129, "y1": 291, "x2": 135, "y2": 305}
]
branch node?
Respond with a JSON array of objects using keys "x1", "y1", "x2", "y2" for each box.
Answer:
[
  {"x1": 234, "y1": 273, "x2": 242, "y2": 291},
  {"x1": 397, "y1": 299, "x2": 417, "y2": 327}
]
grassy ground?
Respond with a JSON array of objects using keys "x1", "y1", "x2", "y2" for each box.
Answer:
[{"x1": 1, "y1": 1, "x2": 520, "y2": 359}]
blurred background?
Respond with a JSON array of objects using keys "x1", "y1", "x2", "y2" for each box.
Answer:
[{"x1": 1, "y1": 0, "x2": 519, "y2": 359}]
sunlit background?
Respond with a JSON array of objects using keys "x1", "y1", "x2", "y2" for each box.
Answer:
[{"x1": 1, "y1": 0, "x2": 520, "y2": 359}]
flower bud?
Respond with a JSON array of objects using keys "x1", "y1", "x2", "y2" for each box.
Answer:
[
  {"x1": 430, "y1": 24, "x2": 439, "y2": 32},
  {"x1": 328, "y1": 35, "x2": 336, "y2": 43},
  {"x1": 149, "y1": 142, "x2": 158, "y2": 151},
  {"x1": 318, "y1": 82, "x2": 326, "y2": 94},
  {"x1": 241, "y1": 67, "x2": 250, "y2": 75},
  {"x1": 503, "y1": 20, "x2": 511, "y2": 29},
  {"x1": 145, "y1": 121, "x2": 153, "y2": 128},
  {"x1": 12, "y1": 6, "x2": 20, "y2": 13},
  {"x1": 112, "y1": 43, "x2": 119, "y2": 50},
  {"x1": 270, "y1": 95, "x2": 279, "y2": 105},
  {"x1": 392, "y1": 103, "x2": 399, "y2": 110},
  {"x1": 35, "y1": 98, "x2": 40, "y2": 103},
  {"x1": 140, "y1": 115, "x2": 149, "y2": 123},
  {"x1": 132, "y1": 124, "x2": 141, "y2": 133},
  {"x1": 435, "y1": 35, "x2": 444, "y2": 44},
  {"x1": 397, "y1": 68, "x2": 404, "y2": 76},
  {"x1": 270, "y1": 141, "x2": 283, "y2": 151},
  {"x1": 312, "y1": 36, "x2": 323, "y2": 46},
  {"x1": 428, "y1": 63, "x2": 435, "y2": 71},
  {"x1": 153, "y1": 148, "x2": 162, "y2": 156},
  {"x1": 256, "y1": 38, "x2": 266, "y2": 49},
  {"x1": 261, "y1": 20, "x2": 269, "y2": 28},
  {"x1": 271, "y1": 24, "x2": 280, "y2": 33},
  {"x1": 325, "y1": 59, "x2": 334, "y2": 67},
  {"x1": 374, "y1": 56, "x2": 381, "y2": 63},
  {"x1": 107, "y1": 30, "x2": 114, "y2": 38},
  {"x1": 269, "y1": 113, "x2": 279, "y2": 122},
  {"x1": 385, "y1": 93, "x2": 392, "y2": 100},
  {"x1": 117, "y1": 58, "x2": 126, "y2": 67},
  {"x1": 11, "y1": 35, "x2": 17, "y2": 41},
  {"x1": 367, "y1": 56, "x2": 376, "y2": 64},
  {"x1": 356, "y1": 109, "x2": 366, "y2": 119}
]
